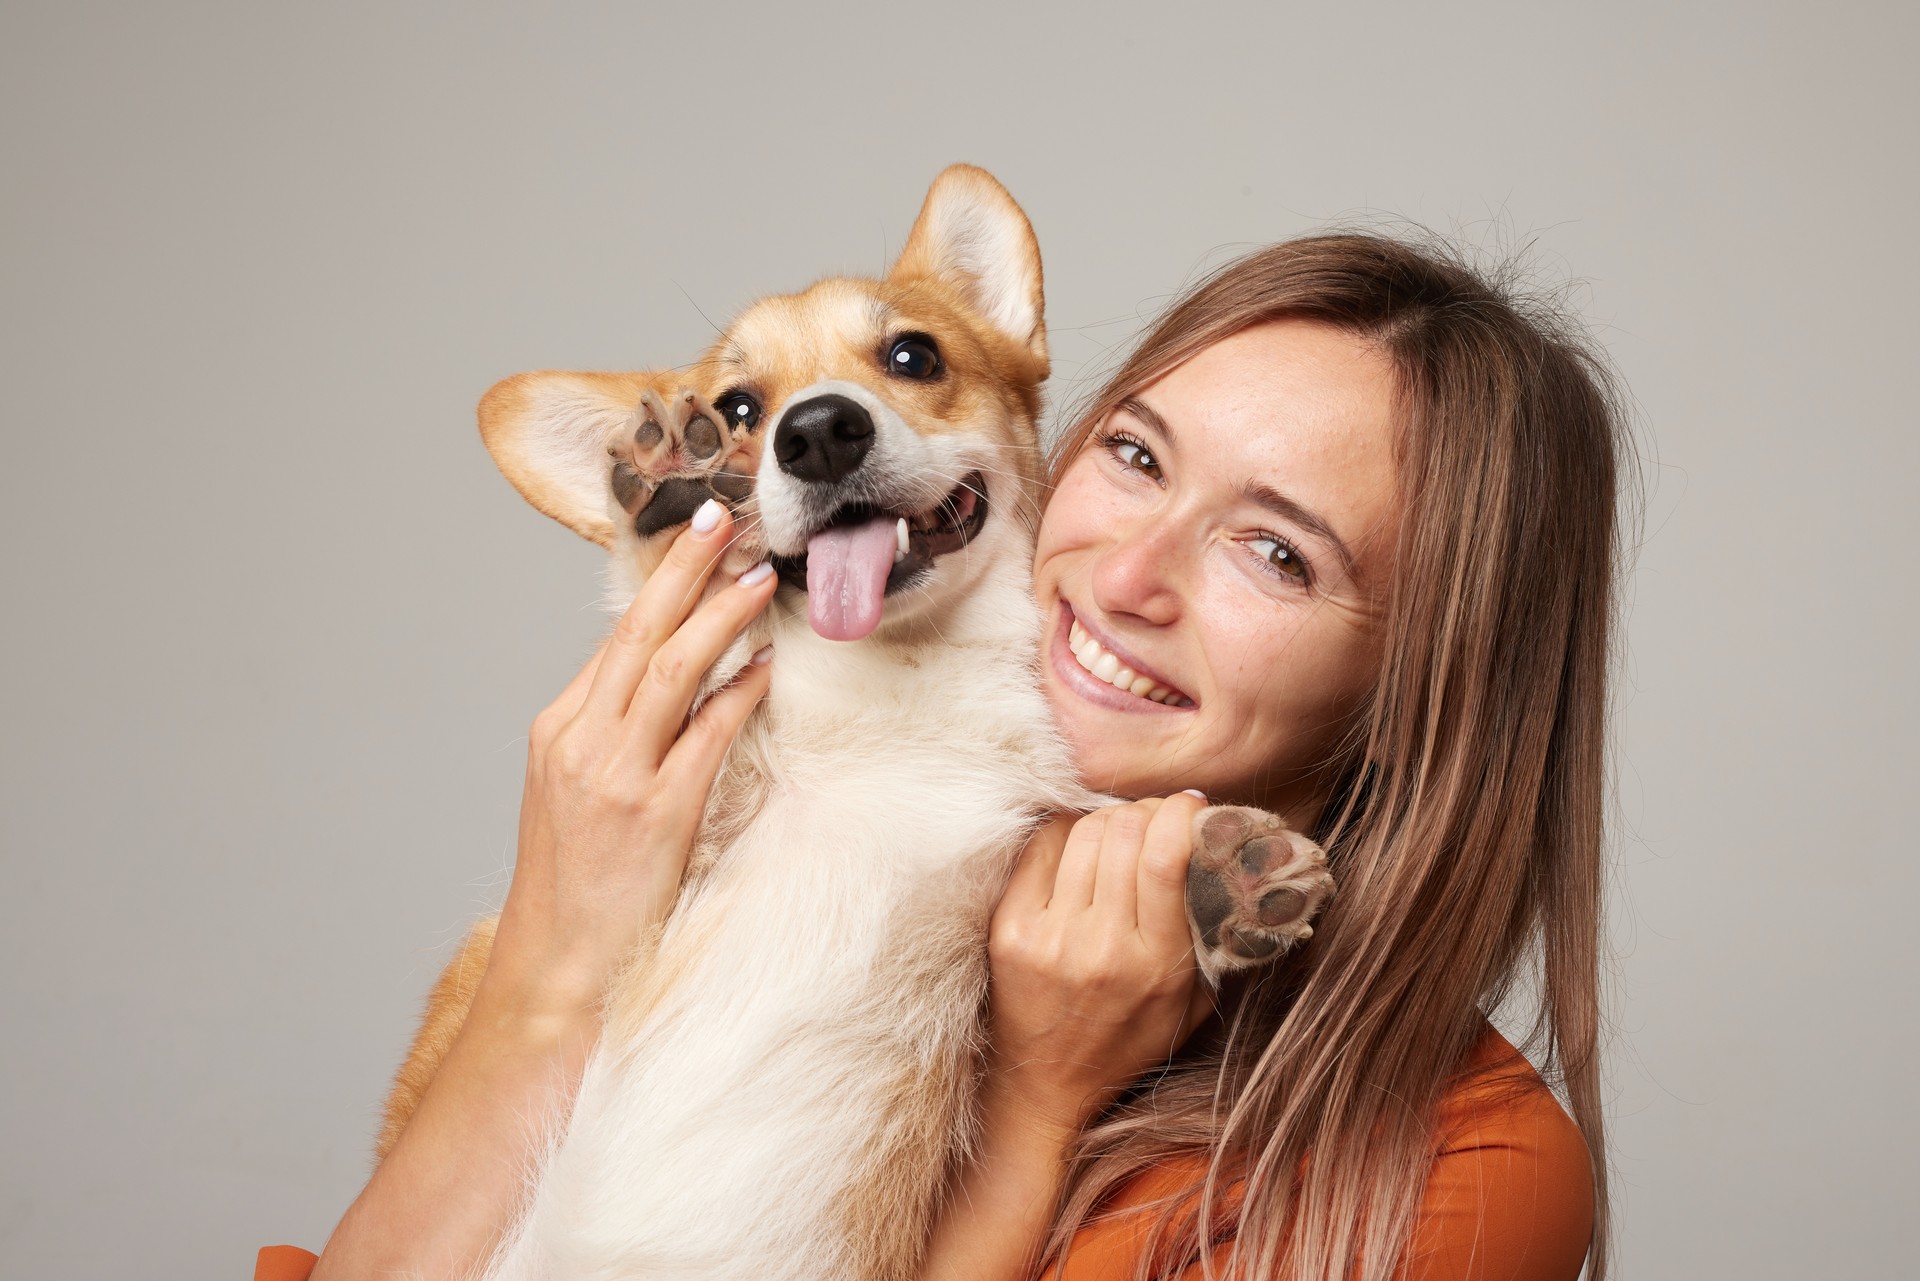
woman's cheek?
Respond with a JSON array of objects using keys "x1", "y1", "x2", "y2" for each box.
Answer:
[{"x1": 1196, "y1": 604, "x2": 1331, "y2": 771}]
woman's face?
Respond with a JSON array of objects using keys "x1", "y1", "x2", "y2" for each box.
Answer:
[{"x1": 1032, "y1": 318, "x2": 1402, "y2": 825}]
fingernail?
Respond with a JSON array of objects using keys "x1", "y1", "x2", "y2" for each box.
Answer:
[
  {"x1": 750, "y1": 644, "x2": 774, "y2": 666},
  {"x1": 736, "y1": 561, "x2": 774, "y2": 587},
  {"x1": 1180, "y1": 788, "x2": 1207, "y2": 800},
  {"x1": 691, "y1": 498, "x2": 724, "y2": 535}
]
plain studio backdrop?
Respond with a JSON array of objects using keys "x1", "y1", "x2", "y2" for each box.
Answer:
[{"x1": 2, "y1": 2, "x2": 1913, "y2": 1277}]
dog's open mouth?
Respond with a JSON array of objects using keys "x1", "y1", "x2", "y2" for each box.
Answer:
[{"x1": 770, "y1": 472, "x2": 989, "y2": 641}]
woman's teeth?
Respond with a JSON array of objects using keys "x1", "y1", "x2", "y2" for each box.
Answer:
[{"x1": 1067, "y1": 619, "x2": 1193, "y2": 707}]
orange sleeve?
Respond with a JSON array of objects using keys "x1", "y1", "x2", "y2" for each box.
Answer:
[
  {"x1": 254, "y1": 1245, "x2": 318, "y2": 1281},
  {"x1": 1396, "y1": 1067, "x2": 1595, "y2": 1281},
  {"x1": 1054, "y1": 1031, "x2": 1594, "y2": 1280}
]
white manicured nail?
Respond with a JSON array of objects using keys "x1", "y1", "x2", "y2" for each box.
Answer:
[
  {"x1": 1180, "y1": 788, "x2": 1207, "y2": 800},
  {"x1": 736, "y1": 561, "x2": 774, "y2": 587},
  {"x1": 750, "y1": 644, "x2": 774, "y2": 666},
  {"x1": 691, "y1": 498, "x2": 724, "y2": 534}
]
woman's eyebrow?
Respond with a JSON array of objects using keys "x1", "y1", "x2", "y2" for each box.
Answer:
[
  {"x1": 1122, "y1": 394, "x2": 1358, "y2": 577},
  {"x1": 1242, "y1": 480, "x2": 1356, "y2": 576},
  {"x1": 1118, "y1": 396, "x2": 1176, "y2": 444}
]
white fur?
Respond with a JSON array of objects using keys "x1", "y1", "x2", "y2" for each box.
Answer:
[
  {"x1": 461, "y1": 166, "x2": 1122, "y2": 1281},
  {"x1": 485, "y1": 422, "x2": 1086, "y2": 1281}
]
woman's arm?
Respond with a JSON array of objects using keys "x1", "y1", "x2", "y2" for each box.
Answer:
[
  {"x1": 920, "y1": 796, "x2": 1217, "y2": 1281},
  {"x1": 310, "y1": 503, "x2": 777, "y2": 1281}
]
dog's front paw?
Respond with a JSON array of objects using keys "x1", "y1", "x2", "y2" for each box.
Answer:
[
  {"x1": 631, "y1": 386, "x2": 729, "y2": 473},
  {"x1": 608, "y1": 384, "x2": 764, "y2": 537},
  {"x1": 1185, "y1": 805, "x2": 1334, "y2": 985}
]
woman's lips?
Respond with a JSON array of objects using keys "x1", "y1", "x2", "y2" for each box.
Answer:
[{"x1": 1048, "y1": 601, "x2": 1196, "y2": 714}]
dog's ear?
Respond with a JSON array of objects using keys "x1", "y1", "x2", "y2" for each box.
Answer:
[
  {"x1": 479, "y1": 370, "x2": 654, "y2": 548},
  {"x1": 889, "y1": 164, "x2": 1046, "y2": 368}
]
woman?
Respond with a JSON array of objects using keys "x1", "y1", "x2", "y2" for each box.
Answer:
[{"x1": 273, "y1": 232, "x2": 1622, "y2": 1281}]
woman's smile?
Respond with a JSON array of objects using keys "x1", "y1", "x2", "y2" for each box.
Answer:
[
  {"x1": 1031, "y1": 318, "x2": 1398, "y2": 815},
  {"x1": 1049, "y1": 599, "x2": 1198, "y2": 711}
]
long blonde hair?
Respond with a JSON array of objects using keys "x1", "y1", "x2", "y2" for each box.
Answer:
[{"x1": 1038, "y1": 234, "x2": 1627, "y2": 1280}]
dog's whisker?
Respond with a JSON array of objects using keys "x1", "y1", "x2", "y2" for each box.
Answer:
[{"x1": 921, "y1": 467, "x2": 991, "y2": 506}]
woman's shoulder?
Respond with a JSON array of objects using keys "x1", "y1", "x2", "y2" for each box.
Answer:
[
  {"x1": 1056, "y1": 1023, "x2": 1594, "y2": 1280},
  {"x1": 1405, "y1": 1024, "x2": 1595, "y2": 1279},
  {"x1": 1434, "y1": 1022, "x2": 1592, "y2": 1161}
]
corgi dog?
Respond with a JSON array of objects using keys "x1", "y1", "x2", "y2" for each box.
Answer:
[{"x1": 382, "y1": 165, "x2": 1333, "y2": 1281}]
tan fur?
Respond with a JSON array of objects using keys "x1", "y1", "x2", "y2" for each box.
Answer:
[
  {"x1": 377, "y1": 915, "x2": 496, "y2": 1158},
  {"x1": 479, "y1": 371, "x2": 663, "y2": 548}
]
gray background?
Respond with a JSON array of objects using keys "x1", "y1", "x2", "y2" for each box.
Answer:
[{"x1": 2, "y1": 1, "x2": 1913, "y2": 1277}]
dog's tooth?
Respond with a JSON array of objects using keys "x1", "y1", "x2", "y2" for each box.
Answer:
[
  {"x1": 1111, "y1": 666, "x2": 1136, "y2": 689},
  {"x1": 1091, "y1": 651, "x2": 1121, "y2": 682},
  {"x1": 1129, "y1": 676, "x2": 1156, "y2": 697},
  {"x1": 895, "y1": 517, "x2": 909, "y2": 563}
]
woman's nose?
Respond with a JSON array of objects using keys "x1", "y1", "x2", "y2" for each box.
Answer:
[{"x1": 1088, "y1": 514, "x2": 1185, "y2": 627}]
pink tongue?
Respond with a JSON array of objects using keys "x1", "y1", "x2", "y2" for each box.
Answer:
[{"x1": 805, "y1": 516, "x2": 899, "y2": 641}]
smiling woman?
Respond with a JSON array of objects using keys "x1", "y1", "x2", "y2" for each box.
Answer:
[
  {"x1": 260, "y1": 219, "x2": 1620, "y2": 1281},
  {"x1": 920, "y1": 234, "x2": 1624, "y2": 1281},
  {"x1": 1036, "y1": 322, "x2": 1400, "y2": 815}
]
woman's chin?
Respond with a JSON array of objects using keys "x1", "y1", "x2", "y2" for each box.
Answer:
[{"x1": 1046, "y1": 695, "x2": 1149, "y2": 797}]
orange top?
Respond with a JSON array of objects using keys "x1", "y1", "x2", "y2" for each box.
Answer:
[
  {"x1": 255, "y1": 1028, "x2": 1591, "y2": 1281},
  {"x1": 1048, "y1": 1026, "x2": 1594, "y2": 1280}
]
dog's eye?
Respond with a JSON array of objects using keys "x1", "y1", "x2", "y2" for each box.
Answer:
[
  {"x1": 887, "y1": 335, "x2": 943, "y2": 380},
  {"x1": 715, "y1": 392, "x2": 762, "y2": 433}
]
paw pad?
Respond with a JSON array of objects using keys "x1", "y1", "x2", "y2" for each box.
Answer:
[
  {"x1": 1185, "y1": 804, "x2": 1335, "y2": 983},
  {"x1": 606, "y1": 384, "x2": 763, "y2": 536}
]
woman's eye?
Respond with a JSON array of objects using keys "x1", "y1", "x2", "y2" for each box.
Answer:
[
  {"x1": 886, "y1": 335, "x2": 942, "y2": 379},
  {"x1": 1250, "y1": 535, "x2": 1310, "y2": 584},
  {"x1": 1107, "y1": 435, "x2": 1161, "y2": 479},
  {"x1": 715, "y1": 392, "x2": 762, "y2": 432}
]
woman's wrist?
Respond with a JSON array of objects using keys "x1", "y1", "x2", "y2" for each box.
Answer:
[
  {"x1": 481, "y1": 898, "x2": 649, "y2": 1024},
  {"x1": 919, "y1": 1072, "x2": 1082, "y2": 1281},
  {"x1": 982, "y1": 1057, "x2": 1109, "y2": 1150},
  {"x1": 466, "y1": 929, "x2": 612, "y2": 1051}
]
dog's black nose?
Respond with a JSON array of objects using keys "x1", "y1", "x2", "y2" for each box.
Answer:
[{"x1": 773, "y1": 394, "x2": 874, "y2": 484}]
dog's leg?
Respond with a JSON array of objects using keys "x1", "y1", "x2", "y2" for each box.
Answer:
[
  {"x1": 376, "y1": 915, "x2": 497, "y2": 1158},
  {"x1": 1184, "y1": 807, "x2": 1335, "y2": 986}
]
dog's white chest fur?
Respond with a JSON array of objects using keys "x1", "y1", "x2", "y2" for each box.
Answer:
[{"x1": 487, "y1": 581, "x2": 1080, "y2": 1281}]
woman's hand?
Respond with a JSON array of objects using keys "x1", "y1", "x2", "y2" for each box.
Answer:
[
  {"x1": 483, "y1": 499, "x2": 779, "y2": 1015},
  {"x1": 312, "y1": 500, "x2": 775, "y2": 1281},
  {"x1": 984, "y1": 793, "x2": 1216, "y2": 1136},
  {"x1": 919, "y1": 794, "x2": 1215, "y2": 1281}
]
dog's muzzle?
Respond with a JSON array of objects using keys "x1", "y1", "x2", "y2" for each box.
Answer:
[{"x1": 772, "y1": 394, "x2": 874, "y2": 485}]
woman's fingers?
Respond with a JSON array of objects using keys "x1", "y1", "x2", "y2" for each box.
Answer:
[
  {"x1": 1049, "y1": 809, "x2": 1108, "y2": 911},
  {"x1": 582, "y1": 501, "x2": 737, "y2": 722},
  {"x1": 622, "y1": 561, "x2": 778, "y2": 762},
  {"x1": 1135, "y1": 791, "x2": 1209, "y2": 948},
  {"x1": 1092, "y1": 799, "x2": 1160, "y2": 924},
  {"x1": 651, "y1": 648, "x2": 775, "y2": 844},
  {"x1": 1002, "y1": 814, "x2": 1074, "y2": 915},
  {"x1": 536, "y1": 635, "x2": 611, "y2": 742}
]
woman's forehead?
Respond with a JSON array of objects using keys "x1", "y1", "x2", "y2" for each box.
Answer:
[{"x1": 1133, "y1": 319, "x2": 1400, "y2": 529}]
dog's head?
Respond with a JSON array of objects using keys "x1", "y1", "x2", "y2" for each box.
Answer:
[{"x1": 478, "y1": 164, "x2": 1048, "y2": 639}]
